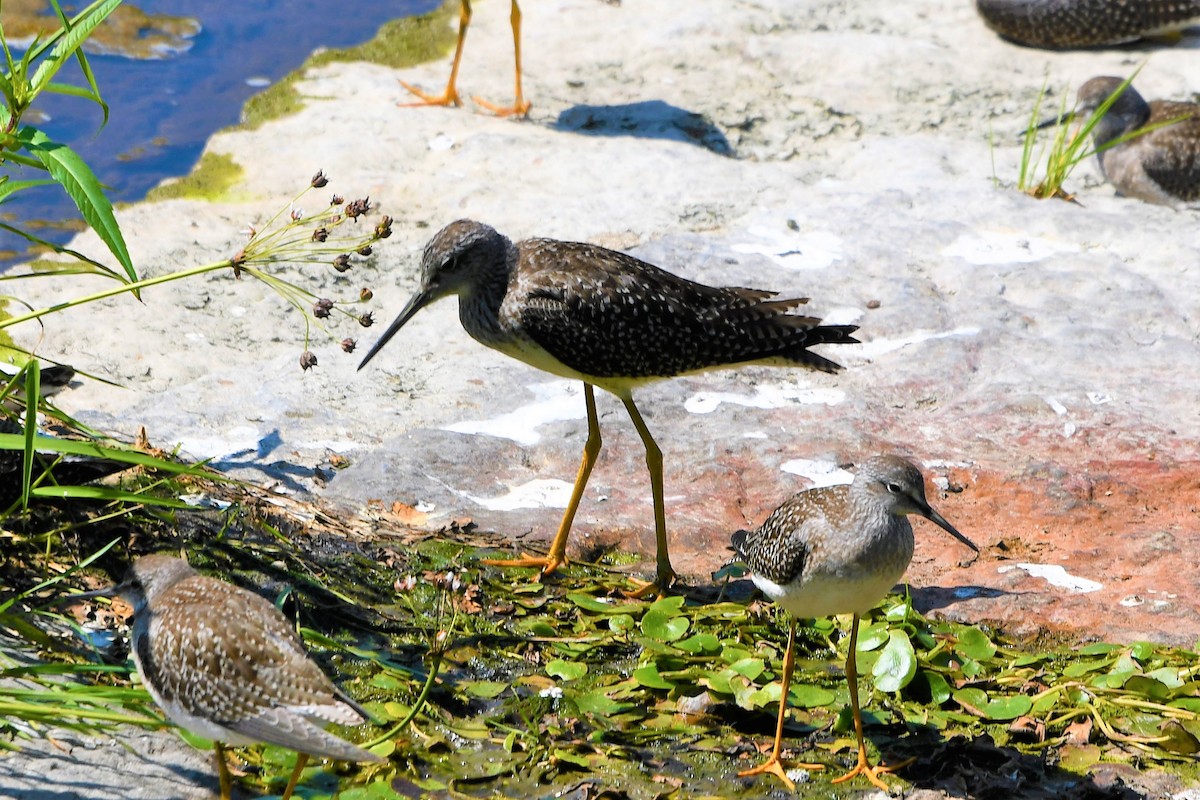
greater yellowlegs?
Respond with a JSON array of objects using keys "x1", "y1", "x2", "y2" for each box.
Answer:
[{"x1": 359, "y1": 219, "x2": 858, "y2": 595}]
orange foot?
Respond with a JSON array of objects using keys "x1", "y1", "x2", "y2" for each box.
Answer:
[
  {"x1": 473, "y1": 94, "x2": 531, "y2": 117},
  {"x1": 831, "y1": 752, "x2": 915, "y2": 792},
  {"x1": 398, "y1": 80, "x2": 462, "y2": 108},
  {"x1": 738, "y1": 755, "x2": 825, "y2": 791},
  {"x1": 479, "y1": 551, "x2": 565, "y2": 579},
  {"x1": 621, "y1": 567, "x2": 678, "y2": 600}
]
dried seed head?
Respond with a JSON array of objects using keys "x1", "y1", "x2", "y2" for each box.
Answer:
[
  {"x1": 290, "y1": 207, "x2": 304, "y2": 221},
  {"x1": 330, "y1": 194, "x2": 345, "y2": 206},
  {"x1": 358, "y1": 312, "x2": 375, "y2": 328},
  {"x1": 311, "y1": 227, "x2": 329, "y2": 243},
  {"x1": 345, "y1": 197, "x2": 370, "y2": 220},
  {"x1": 311, "y1": 170, "x2": 329, "y2": 188},
  {"x1": 340, "y1": 337, "x2": 357, "y2": 353},
  {"x1": 300, "y1": 351, "x2": 318, "y2": 371},
  {"x1": 357, "y1": 244, "x2": 373, "y2": 256},
  {"x1": 333, "y1": 254, "x2": 352, "y2": 273},
  {"x1": 359, "y1": 287, "x2": 373, "y2": 302},
  {"x1": 374, "y1": 215, "x2": 393, "y2": 239},
  {"x1": 313, "y1": 298, "x2": 334, "y2": 318}
]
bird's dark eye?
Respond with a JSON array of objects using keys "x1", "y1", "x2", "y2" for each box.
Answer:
[{"x1": 885, "y1": 482, "x2": 903, "y2": 494}]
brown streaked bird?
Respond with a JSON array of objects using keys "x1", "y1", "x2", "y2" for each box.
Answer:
[
  {"x1": 976, "y1": 0, "x2": 1200, "y2": 48},
  {"x1": 400, "y1": 0, "x2": 531, "y2": 117},
  {"x1": 1071, "y1": 76, "x2": 1200, "y2": 206},
  {"x1": 358, "y1": 219, "x2": 858, "y2": 596},
  {"x1": 92, "y1": 555, "x2": 383, "y2": 800},
  {"x1": 731, "y1": 455, "x2": 978, "y2": 791}
]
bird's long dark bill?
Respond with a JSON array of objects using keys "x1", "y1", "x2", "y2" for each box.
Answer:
[
  {"x1": 357, "y1": 288, "x2": 435, "y2": 370},
  {"x1": 48, "y1": 584, "x2": 119, "y2": 605},
  {"x1": 1019, "y1": 110, "x2": 1075, "y2": 140},
  {"x1": 921, "y1": 505, "x2": 979, "y2": 554}
]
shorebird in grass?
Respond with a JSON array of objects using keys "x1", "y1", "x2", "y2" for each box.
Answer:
[
  {"x1": 731, "y1": 455, "x2": 978, "y2": 790},
  {"x1": 359, "y1": 220, "x2": 858, "y2": 596},
  {"x1": 81, "y1": 555, "x2": 383, "y2": 800},
  {"x1": 1070, "y1": 76, "x2": 1200, "y2": 206},
  {"x1": 401, "y1": 0, "x2": 531, "y2": 116}
]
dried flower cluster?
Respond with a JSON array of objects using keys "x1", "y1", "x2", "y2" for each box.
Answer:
[{"x1": 227, "y1": 170, "x2": 392, "y2": 371}]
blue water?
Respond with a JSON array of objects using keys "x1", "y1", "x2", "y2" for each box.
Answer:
[{"x1": 1, "y1": 0, "x2": 436, "y2": 265}]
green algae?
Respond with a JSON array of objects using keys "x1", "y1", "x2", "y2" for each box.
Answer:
[{"x1": 142, "y1": 152, "x2": 245, "y2": 203}]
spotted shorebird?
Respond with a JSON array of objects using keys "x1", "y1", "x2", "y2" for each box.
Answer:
[
  {"x1": 400, "y1": 0, "x2": 531, "y2": 116},
  {"x1": 91, "y1": 555, "x2": 383, "y2": 800},
  {"x1": 730, "y1": 455, "x2": 978, "y2": 791},
  {"x1": 1068, "y1": 76, "x2": 1200, "y2": 205},
  {"x1": 976, "y1": 0, "x2": 1200, "y2": 48},
  {"x1": 359, "y1": 220, "x2": 858, "y2": 595}
]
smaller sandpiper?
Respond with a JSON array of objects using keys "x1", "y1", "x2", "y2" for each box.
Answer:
[
  {"x1": 730, "y1": 455, "x2": 978, "y2": 790},
  {"x1": 87, "y1": 555, "x2": 383, "y2": 800},
  {"x1": 1071, "y1": 76, "x2": 1199, "y2": 206}
]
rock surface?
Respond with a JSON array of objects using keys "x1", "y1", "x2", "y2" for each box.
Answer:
[{"x1": 5, "y1": 2, "x2": 1200, "y2": 793}]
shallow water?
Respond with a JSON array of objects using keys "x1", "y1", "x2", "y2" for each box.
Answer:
[{"x1": 0, "y1": 0, "x2": 436, "y2": 267}]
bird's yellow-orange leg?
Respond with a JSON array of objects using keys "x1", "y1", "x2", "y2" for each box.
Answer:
[
  {"x1": 280, "y1": 753, "x2": 310, "y2": 800},
  {"x1": 620, "y1": 395, "x2": 678, "y2": 598},
  {"x1": 738, "y1": 619, "x2": 825, "y2": 789},
  {"x1": 481, "y1": 383, "x2": 600, "y2": 577},
  {"x1": 213, "y1": 742, "x2": 233, "y2": 800},
  {"x1": 399, "y1": 0, "x2": 470, "y2": 107},
  {"x1": 831, "y1": 615, "x2": 915, "y2": 791},
  {"x1": 474, "y1": 1, "x2": 532, "y2": 117}
]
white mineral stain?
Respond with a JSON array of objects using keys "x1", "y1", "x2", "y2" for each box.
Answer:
[
  {"x1": 997, "y1": 563, "x2": 1102, "y2": 593},
  {"x1": 443, "y1": 381, "x2": 583, "y2": 446},
  {"x1": 730, "y1": 225, "x2": 843, "y2": 270},
  {"x1": 780, "y1": 458, "x2": 854, "y2": 488},
  {"x1": 467, "y1": 478, "x2": 573, "y2": 511},
  {"x1": 942, "y1": 231, "x2": 1079, "y2": 265},
  {"x1": 685, "y1": 383, "x2": 844, "y2": 414}
]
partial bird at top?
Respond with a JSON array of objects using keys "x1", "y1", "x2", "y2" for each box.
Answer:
[{"x1": 401, "y1": 0, "x2": 531, "y2": 117}]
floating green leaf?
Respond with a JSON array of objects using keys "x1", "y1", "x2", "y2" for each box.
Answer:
[
  {"x1": 955, "y1": 627, "x2": 997, "y2": 661},
  {"x1": 872, "y1": 630, "x2": 917, "y2": 693},
  {"x1": 546, "y1": 660, "x2": 588, "y2": 681}
]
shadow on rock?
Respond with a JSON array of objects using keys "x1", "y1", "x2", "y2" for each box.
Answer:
[{"x1": 553, "y1": 100, "x2": 733, "y2": 157}]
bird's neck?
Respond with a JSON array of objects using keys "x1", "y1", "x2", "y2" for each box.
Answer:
[{"x1": 458, "y1": 241, "x2": 517, "y2": 339}]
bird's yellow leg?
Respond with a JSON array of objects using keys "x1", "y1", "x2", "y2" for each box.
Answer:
[
  {"x1": 400, "y1": 0, "x2": 470, "y2": 107},
  {"x1": 738, "y1": 619, "x2": 826, "y2": 789},
  {"x1": 474, "y1": 1, "x2": 532, "y2": 117},
  {"x1": 831, "y1": 615, "x2": 914, "y2": 791},
  {"x1": 618, "y1": 395, "x2": 677, "y2": 598},
  {"x1": 280, "y1": 753, "x2": 310, "y2": 800},
  {"x1": 481, "y1": 384, "x2": 600, "y2": 577},
  {"x1": 213, "y1": 742, "x2": 233, "y2": 800}
]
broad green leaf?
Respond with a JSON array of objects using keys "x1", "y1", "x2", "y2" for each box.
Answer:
[
  {"x1": 674, "y1": 632, "x2": 720, "y2": 654},
  {"x1": 789, "y1": 683, "x2": 836, "y2": 708},
  {"x1": 572, "y1": 690, "x2": 632, "y2": 716},
  {"x1": 546, "y1": 659, "x2": 587, "y2": 681},
  {"x1": 464, "y1": 681, "x2": 508, "y2": 699},
  {"x1": 952, "y1": 687, "x2": 1032, "y2": 720},
  {"x1": 872, "y1": 629, "x2": 917, "y2": 693},
  {"x1": 641, "y1": 603, "x2": 689, "y2": 642},
  {"x1": 632, "y1": 663, "x2": 675, "y2": 690},
  {"x1": 922, "y1": 669, "x2": 952, "y2": 705},
  {"x1": 566, "y1": 592, "x2": 642, "y2": 616},
  {"x1": 727, "y1": 657, "x2": 765, "y2": 681},
  {"x1": 955, "y1": 627, "x2": 996, "y2": 661},
  {"x1": 1077, "y1": 642, "x2": 1120, "y2": 656},
  {"x1": 1145, "y1": 666, "x2": 1183, "y2": 689},
  {"x1": 856, "y1": 621, "x2": 889, "y2": 651},
  {"x1": 15, "y1": 128, "x2": 134, "y2": 282}
]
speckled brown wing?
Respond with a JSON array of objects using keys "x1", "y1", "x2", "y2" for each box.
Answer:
[
  {"x1": 142, "y1": 575, "x2": 378, "y2": 761},
  {"x1": 511, "y1": 238, "x2": 857, "y2": 380},
  {"x1": 1143, "y1": 102, "x2": 1200, "y2": 202},
  {"x1": 733, "y1": 485, "x2": 850, "y2": 586},
  {"x1": 976, "y1": 0, "x2": 1200, "y2": 48}
]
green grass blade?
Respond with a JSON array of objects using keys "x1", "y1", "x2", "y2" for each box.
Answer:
[
  {"x1": 28, "y1": 0, "x2": 121, "y2": 100},
  {"x1": 13, "y1": 127, "x2": 135, "y2": 282},
  {"x1": 28, "y1": 486, "x2": 196, "y2": 508},
  {"x1": 0, "y1": 433, "x2": 213, "y2": 477},
  {"x1": 20, "y1": 364, "x2": 39, "y2": 507}
]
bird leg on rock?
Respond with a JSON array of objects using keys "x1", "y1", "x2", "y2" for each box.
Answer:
[
  {"x1": 473, "y1": 1, "x2": 531, "y2": 117},
  {"x1": 481, "y1": 383, "x2": 600, "y2": 577},
  {"x1": 399, "y1": 0, "x2": 470, "y2": 107}
]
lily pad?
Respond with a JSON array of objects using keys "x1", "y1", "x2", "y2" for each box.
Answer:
[
  {"x1": 872, "y1": 630, "x2": 917, "y2": 693},
  {"x1": 546, "y1": 659, "x2": 588, "y2": 681}
]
